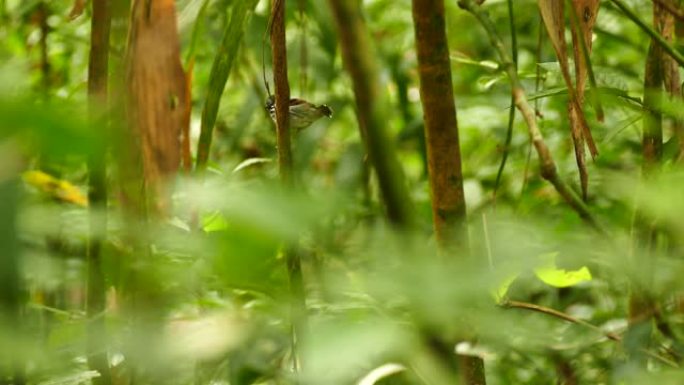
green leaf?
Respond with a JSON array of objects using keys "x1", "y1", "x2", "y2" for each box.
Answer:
[{"x1": 533, "y1": 252, "x2": 592, "y2": 288}]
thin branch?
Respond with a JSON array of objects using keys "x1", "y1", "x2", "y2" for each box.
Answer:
[
  {"x1": 270, "y1": 0, "x2": 308, "y2": 370},
  {"x1": 502, "y1": 300, "x2": 680, "y2": 368},
  {"x1": 458, "y1": 0, "x2": 605, "y2": 234},
  {"x1": 493, "y1": 0, "x2": 518, "y2": 202},
  {"x1": 502, "y1": 300, "x2": 621, "y2": 341}
]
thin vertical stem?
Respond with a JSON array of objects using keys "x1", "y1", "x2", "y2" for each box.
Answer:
[
  {"x1": 327, "y1": 0, "x2": 414, "y2": 228},
  {"x1": 87, "y1": 1, "x2": 112, "y2": 384},
  {"x1": 271, "y1": 0, "x2": 293, "y2": 185},
  {"x1": 493, "y1": 0, "x2": 518, "y2": 203},
  {"x1": 270, "y1": 0, "x2": 308, "y2": 369}
]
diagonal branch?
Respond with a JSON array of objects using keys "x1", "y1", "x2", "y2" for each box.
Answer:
[{"x1": 458, "y1": 0, "x2": 604, "y2": 234}]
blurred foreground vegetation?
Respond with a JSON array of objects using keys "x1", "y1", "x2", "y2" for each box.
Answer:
[{"x1": 2, "y1": 0, "x2": 684, "y2": 384}]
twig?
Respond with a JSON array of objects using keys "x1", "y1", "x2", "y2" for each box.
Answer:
[
  {"x1": 502, "y1": 300, "x2": 621, "y2": 341},
  {"x1": 458, "y1": 0, "x2": 605, "y2": 234},
  {"x1": 502, "y1": 299, "x2": 680, "y2": 368},
  {"x1": 493, "y1": 0, "x2": 518, "y2": 203}
]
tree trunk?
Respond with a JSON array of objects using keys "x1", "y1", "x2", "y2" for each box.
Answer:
[
  {"x1": 412, "y1": 1, "x2": 486, "y2": 384},
  {"x1": 125, "y1": 0, "x2": 187, "y2": 213}
]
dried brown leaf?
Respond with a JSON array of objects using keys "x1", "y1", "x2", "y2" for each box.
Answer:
[{"x1": 68, "y1": 0, "x2": 87, "y2": 20}]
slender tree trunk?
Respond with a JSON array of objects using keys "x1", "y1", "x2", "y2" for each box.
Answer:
[
  {"x1": 125, "y1": 0, "x2": 187, "y2": 213},
  {"x1": 86, "y1": 1, "x2": 113, "y2": 384},
  {"x1": 270, "y1": 0, "x2": 308, "y2": 370},
  {"x1": 411, "y1": 1, "x2": 486, "y2": 384},
  {"x1": 327, "y1": 0, "x2": 414, "y2": 228},
  {"x1": 411, "y1": 0, "x2": 467, "y2": 249},
  {"x1": 121, "y1": 2, "x2": 186, "y2": 382}
]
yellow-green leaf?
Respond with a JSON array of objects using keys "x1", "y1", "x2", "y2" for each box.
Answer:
[{"x1": 533, "y1": 252, "x2": 592, "y2": 288}]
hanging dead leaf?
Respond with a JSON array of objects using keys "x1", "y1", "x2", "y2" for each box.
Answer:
[
  {"x1": 570, "y1": 0, "x2": 601, "y2": 121},
  {"x1": 68, "y1": 0, "x2": 87, "y2": 20},
  {"x1": 538, "y1": 0, "x2": 568, "y2": 68},
  {"x1": 539, "y1": 0, "x2": 598, "y2": 200}
]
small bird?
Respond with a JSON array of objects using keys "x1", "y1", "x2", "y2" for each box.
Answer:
[{"x1": 265, "y1": 95, "x2": 332, "y2": 131}]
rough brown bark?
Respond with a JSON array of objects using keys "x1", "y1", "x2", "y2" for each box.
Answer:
[
  {"x1": 412, "y1": 1, "x2": 486, "y2": 383},
  {"x1": 86, "y1": 0, "x2": 113, "y2": 383},
  {"x1": 125, "y1": 0, "x2": 187, "y2": 212},
  {"x1": 411, "y1": 0, "x2": 467, "y2": 248}
]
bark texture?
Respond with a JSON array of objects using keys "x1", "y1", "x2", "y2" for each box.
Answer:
[
  {"x1": 411, "y1": 0, "x2": 467, "y2": 247},
  {"x1": 412, "y1": 2, "x2": 485, "y2": 384},
  {"x1": 125, "y1": 0, "x2": 187, "y2": 211}
]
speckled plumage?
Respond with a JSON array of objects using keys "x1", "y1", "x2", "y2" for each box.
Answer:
[{"x1": 265, "y1": 96, "x2": 332, "y2": 130}]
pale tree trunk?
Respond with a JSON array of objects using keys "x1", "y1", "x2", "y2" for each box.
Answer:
[{"x1": 125, "y1": 0, "x2": 188, "y2": 214}]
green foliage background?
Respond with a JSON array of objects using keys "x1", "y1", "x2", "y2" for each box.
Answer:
[{"x1": 2, "y1": 0, "x2": 684, "y2": 384}]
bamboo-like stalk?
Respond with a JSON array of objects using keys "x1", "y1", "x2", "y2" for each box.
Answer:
[
  {"x1": 270, "y1": 0, "x2": 293, "y2": 185},
  {"x1": 327, "y1": 0, "x2": 414, "y2": 228},
  {"x1": 195, "y1": 0, "x2": 259, "y2": 172},
  {"x1": 411, "y1": 0, "x2": 467, "y2": 248},
  {"x1": 458, "y1": 0, "x2": 603, "y2": 233},
  {"x1": 86, "y1": 1, "x2": 113, "y2": 384},
  {"x1": 411, "y1": 1, "x2": 486, "y2": 383},
  {"x1": 270, "y1": 0, "x2": 308, "y2": 370}
]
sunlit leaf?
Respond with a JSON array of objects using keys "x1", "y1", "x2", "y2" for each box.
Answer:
[
  {"x1": 533, "y1": 252, "x2": 592, "y2": 288},
  {"x1": 22, "y1": 170, "x2": 88, "y2": 207}
]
